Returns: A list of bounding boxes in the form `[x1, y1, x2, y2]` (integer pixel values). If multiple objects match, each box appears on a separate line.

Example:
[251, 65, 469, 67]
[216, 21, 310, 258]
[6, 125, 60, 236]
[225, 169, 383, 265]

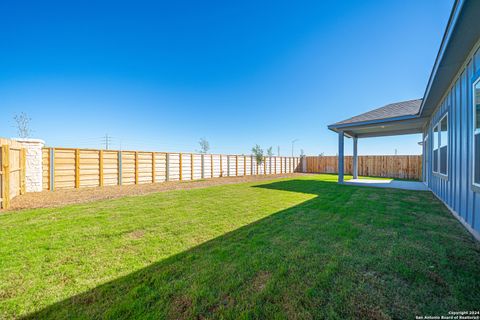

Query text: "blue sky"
[0, 0, 453, 155]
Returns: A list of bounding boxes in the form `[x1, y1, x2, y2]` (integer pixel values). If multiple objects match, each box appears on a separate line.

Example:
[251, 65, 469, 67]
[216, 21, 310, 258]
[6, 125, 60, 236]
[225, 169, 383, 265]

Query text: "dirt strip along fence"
[305, 155, 422, 180]
[0, 139, 26, 209]
[42, 147, 302, 191]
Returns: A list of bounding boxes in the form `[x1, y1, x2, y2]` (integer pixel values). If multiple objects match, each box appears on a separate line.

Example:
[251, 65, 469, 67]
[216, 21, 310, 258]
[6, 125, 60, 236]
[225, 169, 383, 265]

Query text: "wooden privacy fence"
[305, 155, 422, 180]
[42, 147, 302, 191]
[0, 139, 26, 209]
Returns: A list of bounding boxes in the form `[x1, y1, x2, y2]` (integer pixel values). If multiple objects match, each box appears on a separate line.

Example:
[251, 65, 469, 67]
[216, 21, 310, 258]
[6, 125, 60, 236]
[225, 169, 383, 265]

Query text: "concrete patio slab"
[345, 179, 428, 191]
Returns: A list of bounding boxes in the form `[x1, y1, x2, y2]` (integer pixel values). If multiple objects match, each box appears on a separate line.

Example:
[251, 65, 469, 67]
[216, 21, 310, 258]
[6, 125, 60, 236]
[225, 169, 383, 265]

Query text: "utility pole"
[291, 139, 299, 157]
[102, 134, 112, 150]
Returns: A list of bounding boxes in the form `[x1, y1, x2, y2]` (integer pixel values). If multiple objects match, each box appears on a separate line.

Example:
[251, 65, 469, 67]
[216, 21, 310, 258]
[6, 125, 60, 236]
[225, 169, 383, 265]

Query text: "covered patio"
[345, 178, 428, 191]
[328, 99, 428, 185]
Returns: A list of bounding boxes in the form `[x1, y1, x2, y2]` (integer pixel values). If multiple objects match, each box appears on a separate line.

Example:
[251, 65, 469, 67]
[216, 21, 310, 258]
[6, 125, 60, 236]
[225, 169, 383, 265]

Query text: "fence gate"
[0, 139, 26, 209]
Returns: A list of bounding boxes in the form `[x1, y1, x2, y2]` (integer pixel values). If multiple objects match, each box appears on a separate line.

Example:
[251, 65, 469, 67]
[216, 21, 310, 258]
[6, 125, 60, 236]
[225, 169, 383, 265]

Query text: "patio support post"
[338, 131, 344, 183]
[352, 136, 358, 179]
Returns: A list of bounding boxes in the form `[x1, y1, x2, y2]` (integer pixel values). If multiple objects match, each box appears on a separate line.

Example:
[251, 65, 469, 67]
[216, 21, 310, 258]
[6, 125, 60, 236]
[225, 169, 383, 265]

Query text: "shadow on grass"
[23, 180, 480, 319]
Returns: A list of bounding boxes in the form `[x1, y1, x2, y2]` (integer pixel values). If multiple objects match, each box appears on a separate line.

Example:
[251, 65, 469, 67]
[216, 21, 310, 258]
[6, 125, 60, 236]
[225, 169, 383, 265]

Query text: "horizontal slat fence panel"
[154, 153, 167, 183]
[41, 147, 301, 191]
[54, 149, 75, 190]
[305, 155, 422, 180]
[79, 149, 100, 188]
[103, 151, 119, 186]
[121, 151, 136, 185]
[193, 154, 202, 180]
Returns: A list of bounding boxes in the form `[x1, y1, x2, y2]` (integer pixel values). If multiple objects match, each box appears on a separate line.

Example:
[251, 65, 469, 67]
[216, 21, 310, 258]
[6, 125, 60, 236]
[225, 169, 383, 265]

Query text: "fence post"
[1, 145, 10, 209]
[179, 153, 183, 181]
[264, 157, 266, 175]
[220, 155, 223, 177]
[152, 152, 156, 183]
[227, 156, 230, 177]
[211, 154, 214, 178]
[75, 149, 80, 188]
[236, 155, 238, 176]
[135, 151, 139, 184]
[166, 153, 170, 181]
[191, 153, 194, 180]
[20, 148, 26, 194]
[201, 154, 205, 179]
[251, 156, 253, 175]
[118, 151, 122, 185]
[244, 156, 246, 176]
[99, 150, 104, 187]
[49, 148, 55, 191]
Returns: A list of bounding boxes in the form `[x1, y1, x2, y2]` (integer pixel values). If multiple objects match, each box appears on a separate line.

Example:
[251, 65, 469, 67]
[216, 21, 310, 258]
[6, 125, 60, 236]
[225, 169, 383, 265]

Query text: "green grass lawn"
[1, 174, 479, 319]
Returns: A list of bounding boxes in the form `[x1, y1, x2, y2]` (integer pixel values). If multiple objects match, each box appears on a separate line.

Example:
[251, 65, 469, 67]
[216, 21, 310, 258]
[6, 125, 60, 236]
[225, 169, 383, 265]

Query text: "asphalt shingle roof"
[331, 99, 422, 127]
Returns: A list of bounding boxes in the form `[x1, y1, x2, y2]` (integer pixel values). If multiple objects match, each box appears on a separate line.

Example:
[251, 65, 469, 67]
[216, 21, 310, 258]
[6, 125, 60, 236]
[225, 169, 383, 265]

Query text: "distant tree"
[300, 149, 305, 157]
[266, 146, 274, 157]
[251, 144, 264, 165]
[197, 138, 210, 154]
[13, 112, 32, 138]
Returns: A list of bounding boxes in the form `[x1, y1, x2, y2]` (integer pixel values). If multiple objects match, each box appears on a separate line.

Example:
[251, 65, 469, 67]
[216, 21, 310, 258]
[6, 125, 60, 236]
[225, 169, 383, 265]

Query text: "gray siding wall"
[424, 41, 480, 237]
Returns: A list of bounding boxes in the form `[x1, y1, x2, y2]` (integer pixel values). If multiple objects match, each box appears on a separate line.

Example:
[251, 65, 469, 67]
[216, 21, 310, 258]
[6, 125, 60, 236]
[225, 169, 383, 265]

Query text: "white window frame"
[432, 123, 439, 173]
[472, 77, 480, 187]
[433, 113, 448, 177]
[439, 113, 448, 177]
[423, 134, 429, 184]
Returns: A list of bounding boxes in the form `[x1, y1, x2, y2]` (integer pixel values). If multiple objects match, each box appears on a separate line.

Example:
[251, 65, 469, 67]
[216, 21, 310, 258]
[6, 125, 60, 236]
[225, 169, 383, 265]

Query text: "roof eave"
[328, 114, 421, 132]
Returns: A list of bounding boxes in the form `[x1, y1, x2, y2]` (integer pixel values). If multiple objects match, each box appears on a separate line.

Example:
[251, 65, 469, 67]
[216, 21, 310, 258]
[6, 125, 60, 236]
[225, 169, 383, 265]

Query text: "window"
[432, 114, 448, 176]
[439, 115, 448, 175]
[474, 78, 480, 185]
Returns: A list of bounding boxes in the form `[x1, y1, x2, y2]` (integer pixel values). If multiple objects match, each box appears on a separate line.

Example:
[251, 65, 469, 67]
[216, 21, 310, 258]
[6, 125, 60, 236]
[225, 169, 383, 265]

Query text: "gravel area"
[6, 173, 308, 211]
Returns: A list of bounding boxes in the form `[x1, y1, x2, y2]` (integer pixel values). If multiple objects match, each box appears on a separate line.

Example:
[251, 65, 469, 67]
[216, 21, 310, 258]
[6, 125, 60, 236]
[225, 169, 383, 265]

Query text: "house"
[328, 0, 480, 240]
